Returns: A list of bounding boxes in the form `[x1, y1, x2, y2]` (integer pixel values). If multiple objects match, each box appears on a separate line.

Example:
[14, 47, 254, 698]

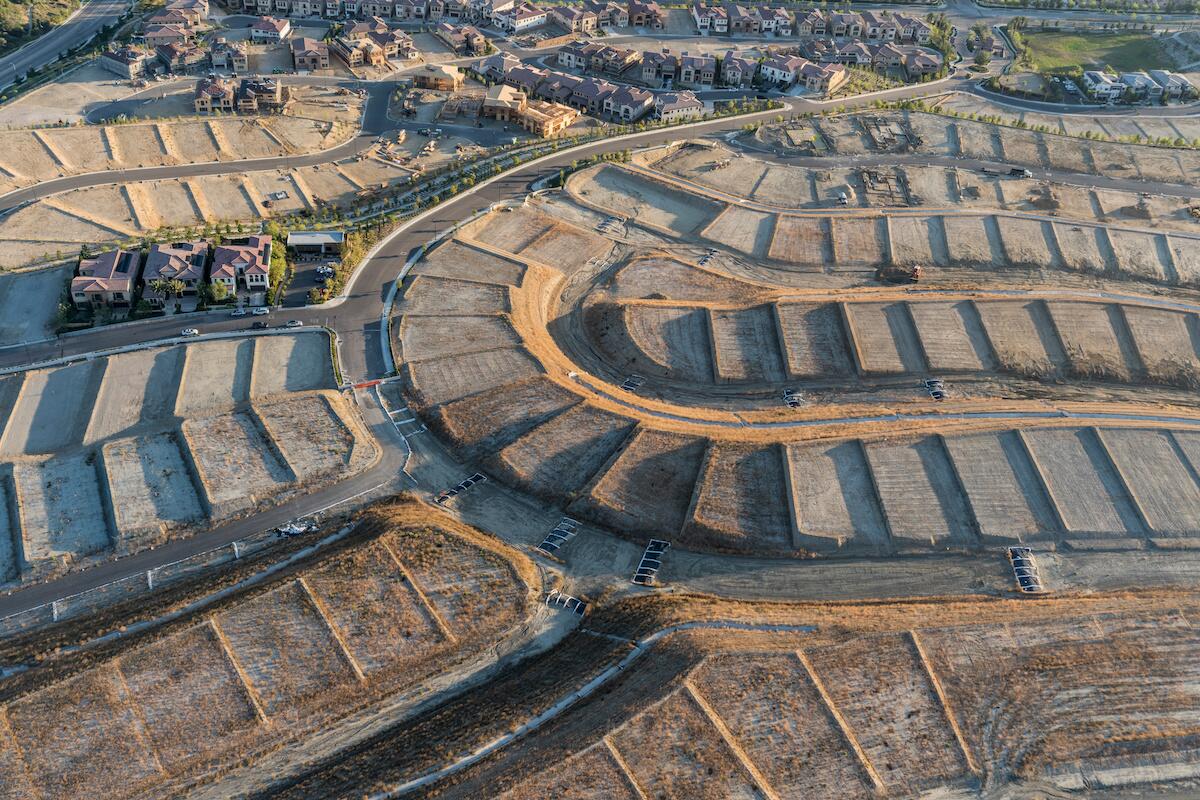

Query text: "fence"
[0, 522, 295, 639]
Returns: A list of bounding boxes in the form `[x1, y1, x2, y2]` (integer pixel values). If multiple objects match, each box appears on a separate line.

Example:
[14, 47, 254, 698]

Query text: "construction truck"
[877, 264, 923, 284]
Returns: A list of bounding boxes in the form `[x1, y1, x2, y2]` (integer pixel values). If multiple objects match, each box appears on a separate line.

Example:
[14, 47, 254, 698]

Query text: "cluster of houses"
[556, 41, 852, 93]
[793, 38, 942, 79]
[232, 0, 660, 32]
[193, 76, 292, 113]
[330, 15, 419, 66]
[70, 237, 274, 309]
[103, 10, 425, 80]
[478, 52, 668, 122]
[1081, 69, 1196, 103]
[100, 0, 213, 78]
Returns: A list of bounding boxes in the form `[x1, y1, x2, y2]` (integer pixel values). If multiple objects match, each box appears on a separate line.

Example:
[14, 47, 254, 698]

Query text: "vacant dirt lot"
[0, 499, 538, 800]
[0, 333, 375, 591]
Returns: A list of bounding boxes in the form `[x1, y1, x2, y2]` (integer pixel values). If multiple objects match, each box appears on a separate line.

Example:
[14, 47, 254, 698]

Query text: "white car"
[285, 319, 303, 328]
[181, 328, 200, 337]
[251, 307, 270, 316]
[231, 308, 247, 317]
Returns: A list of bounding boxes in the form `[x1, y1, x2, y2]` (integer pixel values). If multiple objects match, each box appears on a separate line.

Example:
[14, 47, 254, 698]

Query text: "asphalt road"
[0, 0, 129, 89]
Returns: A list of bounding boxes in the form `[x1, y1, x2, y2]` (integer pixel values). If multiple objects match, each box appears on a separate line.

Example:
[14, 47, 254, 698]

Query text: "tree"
[147, 278, 171, 298]
[974, 50, 992, 68]
[209, 281, 229, 302]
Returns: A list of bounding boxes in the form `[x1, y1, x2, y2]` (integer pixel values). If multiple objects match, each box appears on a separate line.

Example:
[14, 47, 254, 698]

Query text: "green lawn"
[1020, 30, 1174, 74]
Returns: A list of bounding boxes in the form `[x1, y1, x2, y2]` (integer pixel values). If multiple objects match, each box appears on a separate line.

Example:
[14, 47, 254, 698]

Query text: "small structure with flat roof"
[288, 230, 345, 256]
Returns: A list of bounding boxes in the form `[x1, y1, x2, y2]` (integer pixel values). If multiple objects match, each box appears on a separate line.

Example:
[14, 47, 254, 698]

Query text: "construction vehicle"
[876, 264, 923, 284]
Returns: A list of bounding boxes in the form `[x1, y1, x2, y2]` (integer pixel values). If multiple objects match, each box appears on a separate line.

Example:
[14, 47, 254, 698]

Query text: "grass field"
[1020, 30, 1174, 73]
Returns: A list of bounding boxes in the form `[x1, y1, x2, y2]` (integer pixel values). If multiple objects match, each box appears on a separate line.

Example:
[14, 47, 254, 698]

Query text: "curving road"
[0, 0, 129, 90]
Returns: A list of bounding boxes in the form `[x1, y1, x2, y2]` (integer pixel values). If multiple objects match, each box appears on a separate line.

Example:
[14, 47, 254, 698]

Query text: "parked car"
[231, 308, 247, 317]
[181, 328, 200, 337]
[251, 321, 269, 329]
[252, 307, 270, 316]
[285, 319, 303, 328]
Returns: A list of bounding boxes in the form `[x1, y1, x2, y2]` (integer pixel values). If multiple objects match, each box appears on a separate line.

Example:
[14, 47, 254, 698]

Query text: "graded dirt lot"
[391, 162, 1200, 562]
[0, 99, 359, 196]
[0, 154, 402, 268]
[0, 500, 539, 800]
[0, 332, 375, 589]
[269, 593, 1200, 800]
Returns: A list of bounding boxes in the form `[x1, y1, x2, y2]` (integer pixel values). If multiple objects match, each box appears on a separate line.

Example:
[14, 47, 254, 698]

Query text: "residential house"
[237, 77, 291, 112]
[603, 83, 652, 120]
[801, 61, 847, 94]
[164, 0, 208, 24]
[71, 249, 141, 308]
[1083, 70, 1124, 102]
[556, 40, 598, 70]
[250, 16, 291, 41]
[482, 83, 527, 121]
[726, 4, 753, 33]
[760, 53, 808, 86]
[836, 41, 871, 64]
[1149, 69, 1194, 98]
[505, 64, 548, 93]
[655, 90, 703, 122]
[475, 51, 521, 82]
[596, 45, 639, 73]
[535, 71, 582, 104]
[392, 0, 426, 17]
[692, 3, 727, 34]
[902, 48, 941, 79]
[720, 49, 756, 87]
[194, 75, 236, 112]
[796, 9, 824, 35]
[518, 99, 579, 136]
[829, 11, 861, 37]
[1120, 70, 1163, 100]
[157, 42, 207, 71]
[143, 23, 193, 48]
[572, 76, 617, 113]
[100, 46, 151, 79]
[627, 0, 665, 29]
[211, 236, 272, 297]
[292, 37, 330, 69]
[148, 9, 193, 27]
[894, 13, 931, 43]
[434, 22, 488, 54]
[583, 0, 627, 26]
[211, 37, 249, 71]
[494, 1, 547, 32]
[861, 10, 896, 40]
[142, 240, 208, 306]
[641, 48, 677, 84]
[414, 63, 464, 90]
[677, 52, 716, 86]
[334, 17, 416, 65]
[551, 5, 597, 31]
[799, 38, 836, 63]
[870, 42, 905, 69]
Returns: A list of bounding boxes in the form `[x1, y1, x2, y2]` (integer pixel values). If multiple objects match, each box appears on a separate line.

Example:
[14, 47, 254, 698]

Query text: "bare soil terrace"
[0, 498, 539, 800]
[392, 164, 1200, 559]
[0, 333, 376, 590]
